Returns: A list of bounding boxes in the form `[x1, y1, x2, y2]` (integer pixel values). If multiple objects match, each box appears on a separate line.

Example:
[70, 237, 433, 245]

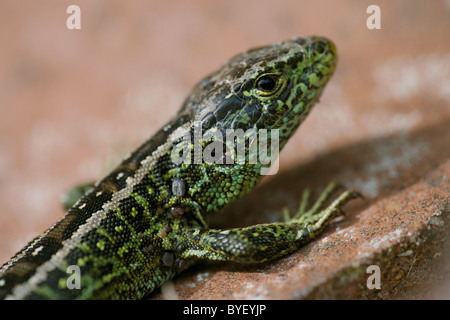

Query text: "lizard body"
[0, 36, 357, 299]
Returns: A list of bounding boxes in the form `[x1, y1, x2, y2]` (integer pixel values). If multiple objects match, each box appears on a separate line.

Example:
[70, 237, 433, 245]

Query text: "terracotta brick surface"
[0, 0, 449, 299]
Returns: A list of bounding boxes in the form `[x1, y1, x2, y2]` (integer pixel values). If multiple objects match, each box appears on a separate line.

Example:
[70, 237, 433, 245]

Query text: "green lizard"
[0, 36, 358, 299]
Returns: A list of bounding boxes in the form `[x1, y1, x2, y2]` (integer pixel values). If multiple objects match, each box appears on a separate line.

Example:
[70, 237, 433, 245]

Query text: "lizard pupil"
[256, 76, 277, 91]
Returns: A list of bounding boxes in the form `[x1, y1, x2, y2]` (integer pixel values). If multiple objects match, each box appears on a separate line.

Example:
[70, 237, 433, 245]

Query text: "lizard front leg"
[181, 184, 360, 264]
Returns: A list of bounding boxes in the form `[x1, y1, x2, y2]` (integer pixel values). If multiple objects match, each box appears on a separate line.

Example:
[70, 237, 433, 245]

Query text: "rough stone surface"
[0, 0, 449, 299]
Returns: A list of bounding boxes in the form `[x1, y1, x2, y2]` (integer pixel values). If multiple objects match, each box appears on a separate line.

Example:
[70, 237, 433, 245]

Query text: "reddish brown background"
[0, 0, 449, 299]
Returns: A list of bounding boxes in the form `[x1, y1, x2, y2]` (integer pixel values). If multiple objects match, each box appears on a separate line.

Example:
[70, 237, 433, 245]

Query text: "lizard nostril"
[316, 43, 325, 54]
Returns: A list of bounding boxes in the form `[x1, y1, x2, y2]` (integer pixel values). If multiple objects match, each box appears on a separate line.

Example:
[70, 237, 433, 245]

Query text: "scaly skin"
[0, 36, 358, 299]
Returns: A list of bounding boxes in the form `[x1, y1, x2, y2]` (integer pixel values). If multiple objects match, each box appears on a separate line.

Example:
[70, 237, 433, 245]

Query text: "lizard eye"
[254, 74, 284, 97]
[256, 75, 278, 92]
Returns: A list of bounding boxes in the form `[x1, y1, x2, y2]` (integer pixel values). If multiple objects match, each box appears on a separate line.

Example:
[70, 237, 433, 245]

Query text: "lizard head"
[172, 36, 337, 212]
[179, 36, 337, 165]
[183, 36, 337, 142]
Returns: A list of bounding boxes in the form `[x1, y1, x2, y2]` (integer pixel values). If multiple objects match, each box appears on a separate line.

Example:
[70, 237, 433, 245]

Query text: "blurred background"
[0, 0, 449, 299]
